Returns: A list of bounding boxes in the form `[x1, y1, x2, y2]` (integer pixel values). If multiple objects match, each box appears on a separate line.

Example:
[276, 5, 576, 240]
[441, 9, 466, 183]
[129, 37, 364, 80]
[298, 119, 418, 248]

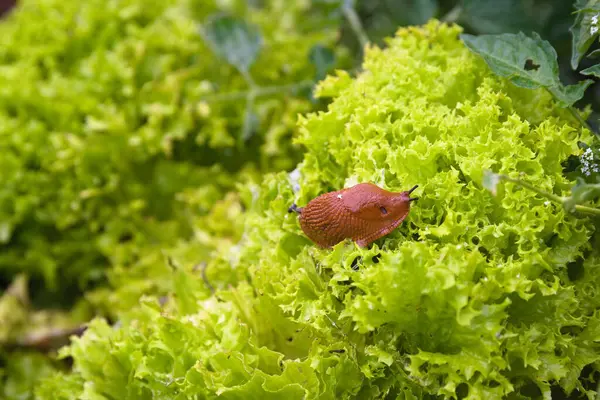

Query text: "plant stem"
[498, 174, 563, 203]
[498, 174, 600, 217]
[341, 0, 369, 50]
[576, 203, 600, 216]
[568, 105, 593, 132]
[239, 68, 256, 88]
[241, 91, 256, 142]
[543, 88, 593, 132]
[441, 4, 462, 23]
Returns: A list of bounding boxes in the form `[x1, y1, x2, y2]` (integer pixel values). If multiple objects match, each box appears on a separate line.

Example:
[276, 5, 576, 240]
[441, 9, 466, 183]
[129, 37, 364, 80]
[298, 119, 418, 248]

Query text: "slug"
[288, 183, 419, 248]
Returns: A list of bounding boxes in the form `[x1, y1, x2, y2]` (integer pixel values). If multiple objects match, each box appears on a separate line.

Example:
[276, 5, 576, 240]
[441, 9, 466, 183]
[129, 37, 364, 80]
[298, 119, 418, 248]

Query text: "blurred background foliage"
[0, 0, 599, 399]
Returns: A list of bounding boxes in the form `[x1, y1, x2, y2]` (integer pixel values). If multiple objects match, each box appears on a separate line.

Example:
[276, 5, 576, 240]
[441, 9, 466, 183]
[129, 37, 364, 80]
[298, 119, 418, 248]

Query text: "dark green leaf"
[547, 79, 594, 107]
[570, 0, 600, 69]
[461, 32, 556, 87]
[201, 14, 263, 75]
[460, 0, 536, 35]
[309, 45, 336, 81]
[581, 63, 600, 77]
[461, 32, 594, 107]
[564, 177, 600, 211]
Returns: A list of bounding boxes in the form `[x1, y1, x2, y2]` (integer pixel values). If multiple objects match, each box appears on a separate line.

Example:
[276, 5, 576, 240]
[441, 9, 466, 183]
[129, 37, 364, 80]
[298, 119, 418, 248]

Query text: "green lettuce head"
[38, 20, 600, 399]
[0, 0, 343, 297]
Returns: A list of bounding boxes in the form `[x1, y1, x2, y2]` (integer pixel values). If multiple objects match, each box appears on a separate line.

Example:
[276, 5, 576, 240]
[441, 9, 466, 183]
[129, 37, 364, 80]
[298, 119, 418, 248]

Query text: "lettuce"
[35, 20, 600, 399]
[0, 0, 342, 297]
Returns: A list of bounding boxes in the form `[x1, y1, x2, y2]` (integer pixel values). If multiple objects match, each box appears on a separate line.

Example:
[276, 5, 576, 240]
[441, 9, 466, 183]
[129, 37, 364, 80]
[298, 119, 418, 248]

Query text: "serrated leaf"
[581, 63, 600, 77]
[482, 170, 500, 196]
[547, 79, 594, 107]
[309, 45, 336, 81]
[460, 0, 535, 34]
[201, 14, 263, 75]
[587, 48, 600, 58]
[570, 0, 600, 69]
[461, 32, 594, 107]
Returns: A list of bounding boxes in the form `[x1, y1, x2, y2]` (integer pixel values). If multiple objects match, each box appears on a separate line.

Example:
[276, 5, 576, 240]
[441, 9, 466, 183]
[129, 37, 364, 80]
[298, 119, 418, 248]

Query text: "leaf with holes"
[570, 0, 600, 69]
[461, 32, 593, 107]
[201, 14, 263, 76]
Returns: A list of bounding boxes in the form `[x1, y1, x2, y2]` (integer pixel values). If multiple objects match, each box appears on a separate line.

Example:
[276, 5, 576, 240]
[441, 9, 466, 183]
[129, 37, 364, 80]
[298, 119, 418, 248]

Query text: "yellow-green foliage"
[0, 0, 342, 296]
[32, 21, 600, 399]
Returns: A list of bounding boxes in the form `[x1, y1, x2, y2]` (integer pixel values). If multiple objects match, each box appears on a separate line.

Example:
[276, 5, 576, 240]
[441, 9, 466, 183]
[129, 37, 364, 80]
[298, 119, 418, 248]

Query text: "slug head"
[342, 183, 418, 223]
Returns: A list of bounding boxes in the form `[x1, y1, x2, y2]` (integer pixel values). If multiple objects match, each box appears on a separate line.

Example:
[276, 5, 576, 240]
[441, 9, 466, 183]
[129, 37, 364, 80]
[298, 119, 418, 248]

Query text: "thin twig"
[341, 0, 369, 50]
[498, 174, 563, 203]
[543, 88, 594, 132]
[441, 4, 462, 23]
[195, 262, 215, 294]
[568, 105, 594, 132]
[241, 91, 256, 142]
[497, 174, 600, 216]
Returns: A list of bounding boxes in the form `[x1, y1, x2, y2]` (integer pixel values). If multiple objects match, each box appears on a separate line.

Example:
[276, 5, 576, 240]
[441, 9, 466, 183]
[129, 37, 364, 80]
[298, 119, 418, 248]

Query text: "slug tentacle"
[292, 182, 418, 248]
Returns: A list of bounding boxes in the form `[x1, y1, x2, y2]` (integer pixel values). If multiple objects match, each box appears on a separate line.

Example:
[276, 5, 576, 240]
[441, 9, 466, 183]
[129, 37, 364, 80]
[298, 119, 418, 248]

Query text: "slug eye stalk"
[407, 184, 419, 202]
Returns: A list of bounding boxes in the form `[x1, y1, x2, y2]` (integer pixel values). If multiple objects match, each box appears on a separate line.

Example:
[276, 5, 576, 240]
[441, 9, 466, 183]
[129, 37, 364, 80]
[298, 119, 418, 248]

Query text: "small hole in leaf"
[351, 256, 362, 271]
[456, 383, 469, 399]
[555, 348, 563, 357]
[518, 379, 542, 398]
[560, 325, 583, 336]
[372, 253, 381, 264]
[380, 206, 388, 215]
[567, 257, 585, 282]
[524, 59, 540, 71]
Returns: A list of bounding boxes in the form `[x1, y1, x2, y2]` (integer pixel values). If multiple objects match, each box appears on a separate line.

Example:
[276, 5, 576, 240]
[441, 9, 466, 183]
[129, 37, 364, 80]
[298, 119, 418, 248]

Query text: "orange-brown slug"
[288, 183, 419, 248]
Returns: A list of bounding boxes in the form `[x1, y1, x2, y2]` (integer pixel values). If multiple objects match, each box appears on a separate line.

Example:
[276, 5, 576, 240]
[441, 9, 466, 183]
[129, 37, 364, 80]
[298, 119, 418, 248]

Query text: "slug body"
[290, 183, 418, 248]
